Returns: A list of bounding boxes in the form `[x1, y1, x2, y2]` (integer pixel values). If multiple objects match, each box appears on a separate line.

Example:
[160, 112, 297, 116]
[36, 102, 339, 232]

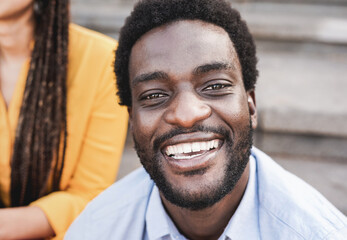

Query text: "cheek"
[131, 109, 163, 141]
[214, 96, 250, 125]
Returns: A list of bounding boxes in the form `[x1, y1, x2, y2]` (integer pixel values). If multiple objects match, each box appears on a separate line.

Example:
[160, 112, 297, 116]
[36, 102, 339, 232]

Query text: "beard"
[133, 119, 253, 211]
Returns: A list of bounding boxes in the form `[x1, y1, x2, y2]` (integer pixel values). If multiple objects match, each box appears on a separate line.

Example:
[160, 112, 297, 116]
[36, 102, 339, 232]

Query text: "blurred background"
[70, 0, 347, 214]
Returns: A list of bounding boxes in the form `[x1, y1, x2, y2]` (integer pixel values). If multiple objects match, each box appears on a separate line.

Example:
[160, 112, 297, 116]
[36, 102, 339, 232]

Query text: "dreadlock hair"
[115, 0, 258, 107]
[10, 0, 69, 207]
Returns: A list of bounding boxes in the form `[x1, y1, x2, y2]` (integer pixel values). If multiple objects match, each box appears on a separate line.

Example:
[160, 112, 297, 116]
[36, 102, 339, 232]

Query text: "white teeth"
[183, 144, 191, 153]
[167, 146, 173, 155]
[207, 141, 211, 150]
[165, 139, 220, 156]
[173, 145, 178, 154]
[177, 144, 183, 154]
[192, 142, 200, 152]
[171, 153, 202, 160]
[213, 140, 218, 148]
[201, 142, 207, 150]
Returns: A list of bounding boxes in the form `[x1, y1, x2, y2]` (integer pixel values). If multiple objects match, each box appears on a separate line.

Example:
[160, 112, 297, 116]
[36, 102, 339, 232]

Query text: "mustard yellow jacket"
[0, 24, 128, 239]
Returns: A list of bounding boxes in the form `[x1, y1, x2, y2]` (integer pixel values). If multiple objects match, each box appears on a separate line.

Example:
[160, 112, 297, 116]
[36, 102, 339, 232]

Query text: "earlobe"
[247, 90, 257, 129]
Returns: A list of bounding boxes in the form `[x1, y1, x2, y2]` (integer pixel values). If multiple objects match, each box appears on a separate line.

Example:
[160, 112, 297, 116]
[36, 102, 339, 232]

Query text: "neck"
[0, 5, 34, 62]
[161, 162, 250, 240]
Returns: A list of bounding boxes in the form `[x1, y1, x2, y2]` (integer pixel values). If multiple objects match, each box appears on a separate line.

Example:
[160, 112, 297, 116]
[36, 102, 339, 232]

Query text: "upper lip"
[159, 132, 224, 152]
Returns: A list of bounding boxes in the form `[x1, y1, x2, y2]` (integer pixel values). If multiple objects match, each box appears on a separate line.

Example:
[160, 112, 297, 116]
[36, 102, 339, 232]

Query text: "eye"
[142, 92, 166, 100]
[201, 81, 233, 97]
[138, 90, 169, 108]
[204, 83, 228, 90]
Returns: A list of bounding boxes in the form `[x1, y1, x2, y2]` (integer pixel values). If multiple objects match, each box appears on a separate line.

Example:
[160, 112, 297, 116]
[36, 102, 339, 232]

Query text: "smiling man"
[65, 0, 347, 239]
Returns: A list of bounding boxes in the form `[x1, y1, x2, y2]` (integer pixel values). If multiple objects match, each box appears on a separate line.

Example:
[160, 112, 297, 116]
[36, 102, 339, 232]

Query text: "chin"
[134, 120, 253, 210]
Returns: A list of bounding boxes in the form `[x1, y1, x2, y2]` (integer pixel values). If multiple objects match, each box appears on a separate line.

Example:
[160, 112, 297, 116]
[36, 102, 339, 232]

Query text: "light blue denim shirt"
[65, 148, 347, 240]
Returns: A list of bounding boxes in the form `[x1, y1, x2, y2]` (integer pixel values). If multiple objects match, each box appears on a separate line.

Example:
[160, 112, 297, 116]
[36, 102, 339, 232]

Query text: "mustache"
[153, 125, 232, 152]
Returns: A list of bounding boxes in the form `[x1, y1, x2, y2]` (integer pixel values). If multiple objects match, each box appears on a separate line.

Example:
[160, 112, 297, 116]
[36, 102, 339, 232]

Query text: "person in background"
[0, 0, 128, 239]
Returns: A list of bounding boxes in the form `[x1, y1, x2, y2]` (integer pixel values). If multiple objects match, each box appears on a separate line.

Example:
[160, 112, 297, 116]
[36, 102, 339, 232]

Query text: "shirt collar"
[146, 185, 171, 240]
[222, 155, 260, 240]
[145, 156, 259, 240]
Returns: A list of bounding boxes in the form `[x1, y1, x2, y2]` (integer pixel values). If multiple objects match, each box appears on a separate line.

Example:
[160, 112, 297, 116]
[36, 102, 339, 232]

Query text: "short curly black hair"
[115, 0, 258, 107]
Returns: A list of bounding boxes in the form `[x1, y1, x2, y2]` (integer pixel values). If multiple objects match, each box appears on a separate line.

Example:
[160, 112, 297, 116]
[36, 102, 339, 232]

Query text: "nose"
[164, 91, 211, 128]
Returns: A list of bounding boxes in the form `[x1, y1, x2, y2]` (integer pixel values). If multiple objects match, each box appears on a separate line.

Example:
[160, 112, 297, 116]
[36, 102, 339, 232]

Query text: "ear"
[246, 90, 257, 129]
[127, 107, 133, 131]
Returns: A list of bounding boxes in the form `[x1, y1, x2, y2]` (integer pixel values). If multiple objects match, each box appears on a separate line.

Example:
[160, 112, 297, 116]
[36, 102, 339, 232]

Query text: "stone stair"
[235, 2, 347, 161]
[70, 0, 347, 214]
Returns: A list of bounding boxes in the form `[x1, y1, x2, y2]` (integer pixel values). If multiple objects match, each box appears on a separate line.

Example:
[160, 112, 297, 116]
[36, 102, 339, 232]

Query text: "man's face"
[128, 20, 257, 210]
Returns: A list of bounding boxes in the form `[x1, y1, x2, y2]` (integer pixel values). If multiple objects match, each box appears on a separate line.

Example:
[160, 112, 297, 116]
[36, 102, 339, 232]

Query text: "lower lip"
[164, 147, 220, 173]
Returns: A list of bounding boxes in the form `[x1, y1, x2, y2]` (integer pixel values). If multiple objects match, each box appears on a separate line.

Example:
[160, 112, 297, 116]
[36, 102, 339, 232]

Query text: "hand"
[0, 206, 54, 239]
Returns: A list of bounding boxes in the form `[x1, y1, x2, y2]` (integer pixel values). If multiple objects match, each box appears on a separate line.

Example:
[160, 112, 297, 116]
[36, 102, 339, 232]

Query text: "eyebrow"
[193, 61, 234, 75]
[131, 61, 234, 86]
[132, 71, 169, 86]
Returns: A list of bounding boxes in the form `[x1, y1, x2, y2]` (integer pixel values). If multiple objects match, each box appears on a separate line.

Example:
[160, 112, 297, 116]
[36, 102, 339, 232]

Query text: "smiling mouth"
[164, 139, 221, 160]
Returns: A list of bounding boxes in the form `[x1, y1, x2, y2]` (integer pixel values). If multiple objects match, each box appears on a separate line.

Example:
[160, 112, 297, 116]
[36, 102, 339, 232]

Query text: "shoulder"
[65, 168, 154, 239]
[77, 167, 153, 217]
[252, 148, 347, 240]
[69, 23, 117, 52]
[66, 24, 118, 96]
[67, 23, 117, 72]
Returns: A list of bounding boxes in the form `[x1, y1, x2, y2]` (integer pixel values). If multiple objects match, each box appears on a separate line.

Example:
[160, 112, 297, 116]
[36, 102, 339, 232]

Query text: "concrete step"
[71, 1, 347, 45]
[71, 0, 347, 6]
[254, 40, 347, 160]
[70, 2, 131, 39]
[255, 40, 347, 137]
[235, 2, 347, 45]
[232, 0, 347, 5]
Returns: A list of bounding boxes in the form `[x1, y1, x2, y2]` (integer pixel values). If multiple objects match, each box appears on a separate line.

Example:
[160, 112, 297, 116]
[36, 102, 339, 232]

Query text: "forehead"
[129, 20, 240, 81]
